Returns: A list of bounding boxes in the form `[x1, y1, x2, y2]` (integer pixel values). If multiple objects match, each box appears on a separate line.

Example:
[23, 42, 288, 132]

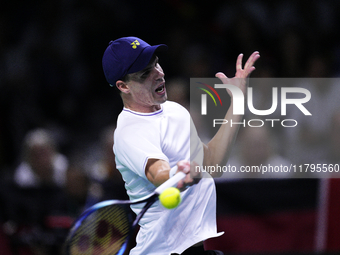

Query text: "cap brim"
[128, 44, 168, 74]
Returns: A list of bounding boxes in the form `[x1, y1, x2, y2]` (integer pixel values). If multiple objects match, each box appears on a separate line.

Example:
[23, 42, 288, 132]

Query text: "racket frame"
[64, 171, 186, 255]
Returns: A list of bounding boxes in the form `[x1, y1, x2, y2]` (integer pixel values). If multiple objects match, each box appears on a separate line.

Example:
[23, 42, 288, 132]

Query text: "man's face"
[125, 55, 167, 111]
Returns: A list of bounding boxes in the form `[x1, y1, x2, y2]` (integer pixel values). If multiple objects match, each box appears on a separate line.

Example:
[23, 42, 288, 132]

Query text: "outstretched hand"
[215, 51, 260, 95]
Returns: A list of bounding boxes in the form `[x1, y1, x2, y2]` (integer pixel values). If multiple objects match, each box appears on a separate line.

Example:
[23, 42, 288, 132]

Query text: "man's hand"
[145, 159, 201, 189]
[176, 160, 201, 190]
[215, 51, 260, 95]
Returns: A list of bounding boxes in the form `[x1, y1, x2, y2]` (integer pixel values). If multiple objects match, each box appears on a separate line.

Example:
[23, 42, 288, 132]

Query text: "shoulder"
[163, 100, 186, 110]
[114, 109, 162, 145]
[116, 108, 159, 130]
[163, 101, 190, 116]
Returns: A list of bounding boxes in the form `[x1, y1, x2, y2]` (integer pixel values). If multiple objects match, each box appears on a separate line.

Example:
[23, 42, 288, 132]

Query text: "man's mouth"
[155, 83, 166, 94]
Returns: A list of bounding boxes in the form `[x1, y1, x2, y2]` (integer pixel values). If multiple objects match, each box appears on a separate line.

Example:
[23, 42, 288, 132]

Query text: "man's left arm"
[203, 51, 260, 177]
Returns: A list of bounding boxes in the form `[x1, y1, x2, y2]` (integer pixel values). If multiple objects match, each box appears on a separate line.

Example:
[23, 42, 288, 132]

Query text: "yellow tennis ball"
[159, 187, 181, 209]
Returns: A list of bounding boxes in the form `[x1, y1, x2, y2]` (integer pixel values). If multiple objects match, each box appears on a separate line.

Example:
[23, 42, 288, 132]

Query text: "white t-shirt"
[114, 101, 222, 255]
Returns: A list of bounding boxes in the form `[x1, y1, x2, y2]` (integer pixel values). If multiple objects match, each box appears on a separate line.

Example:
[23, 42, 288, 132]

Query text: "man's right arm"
[145, 159, 195, 189]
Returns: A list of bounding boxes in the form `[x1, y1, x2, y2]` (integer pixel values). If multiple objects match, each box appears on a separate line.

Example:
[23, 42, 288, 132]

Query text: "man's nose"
[155, 65, 164, 80]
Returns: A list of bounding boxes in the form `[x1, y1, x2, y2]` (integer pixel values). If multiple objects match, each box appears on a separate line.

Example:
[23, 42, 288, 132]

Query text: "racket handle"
[155, 171, 186, 194]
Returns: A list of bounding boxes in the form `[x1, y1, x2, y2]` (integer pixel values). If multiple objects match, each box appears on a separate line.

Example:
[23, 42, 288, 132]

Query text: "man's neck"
[123, 102, 161, 113]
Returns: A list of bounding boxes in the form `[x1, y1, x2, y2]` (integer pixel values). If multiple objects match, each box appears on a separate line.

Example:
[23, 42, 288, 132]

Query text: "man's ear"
[116, 80, 130, 94]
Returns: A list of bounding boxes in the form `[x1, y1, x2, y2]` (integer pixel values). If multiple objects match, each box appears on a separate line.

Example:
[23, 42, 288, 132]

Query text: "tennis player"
[102, 37, 259, 255]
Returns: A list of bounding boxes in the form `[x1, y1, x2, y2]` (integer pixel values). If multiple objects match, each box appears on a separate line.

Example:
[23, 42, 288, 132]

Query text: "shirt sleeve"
[114, 120, 169, 179]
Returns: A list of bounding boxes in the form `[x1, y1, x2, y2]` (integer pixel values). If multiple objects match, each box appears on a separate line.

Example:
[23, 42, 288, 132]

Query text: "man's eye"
[141, 70, 151, 78]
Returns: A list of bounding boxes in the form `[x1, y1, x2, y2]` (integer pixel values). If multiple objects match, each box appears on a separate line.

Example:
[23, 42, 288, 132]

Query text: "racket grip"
[155, 171, 186, 194]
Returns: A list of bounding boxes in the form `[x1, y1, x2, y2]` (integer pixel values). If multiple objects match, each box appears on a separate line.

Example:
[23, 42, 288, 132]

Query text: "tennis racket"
[63, 171, 186, 255]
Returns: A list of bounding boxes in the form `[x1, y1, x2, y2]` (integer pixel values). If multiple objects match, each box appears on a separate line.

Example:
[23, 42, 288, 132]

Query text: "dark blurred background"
[0, 0, 340, 254]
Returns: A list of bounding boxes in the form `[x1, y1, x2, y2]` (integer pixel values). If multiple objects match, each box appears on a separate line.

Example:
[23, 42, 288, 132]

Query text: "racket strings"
[68, 205, 131, 255]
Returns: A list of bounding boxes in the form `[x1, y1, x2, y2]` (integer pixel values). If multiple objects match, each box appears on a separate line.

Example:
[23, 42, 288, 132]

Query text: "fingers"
[176, 160, 201, 190]
[176, 160, 191, 190]
[245, 51, 260, 67]
[215, 72, 230, 84]
[235, 51, 260, 78]
[177, 160, 190, 174]
[244, 51, 260, 73]
[217, 51, 260, 79]
[190, 161, 201, 184]
[215, 72, 227, 79]
[236, 53, 244, 72]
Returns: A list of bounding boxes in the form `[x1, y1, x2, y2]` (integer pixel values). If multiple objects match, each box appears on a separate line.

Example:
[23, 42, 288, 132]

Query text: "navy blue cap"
[102, 36, 168, 86]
